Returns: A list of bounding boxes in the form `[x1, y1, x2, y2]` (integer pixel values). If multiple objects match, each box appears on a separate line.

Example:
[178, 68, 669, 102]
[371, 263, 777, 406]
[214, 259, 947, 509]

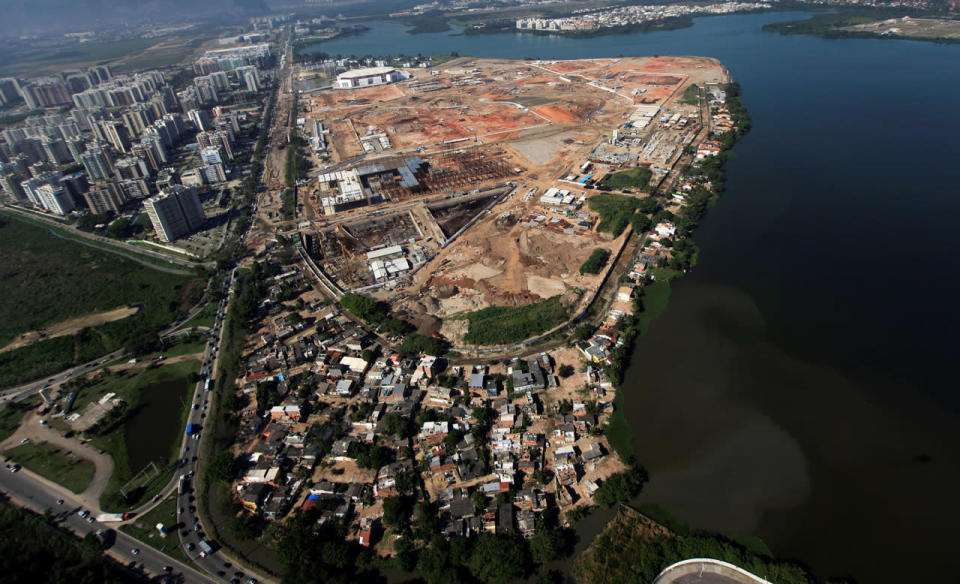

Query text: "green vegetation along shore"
[84, 360, 199, 511]
[574, 507, 814, 584]
[764, 10, 960, 44]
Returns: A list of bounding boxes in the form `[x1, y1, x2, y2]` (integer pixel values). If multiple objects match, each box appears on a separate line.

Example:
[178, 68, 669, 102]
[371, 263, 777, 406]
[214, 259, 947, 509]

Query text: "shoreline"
[600, 80, 751, 463]
[763, 9, 960, 45]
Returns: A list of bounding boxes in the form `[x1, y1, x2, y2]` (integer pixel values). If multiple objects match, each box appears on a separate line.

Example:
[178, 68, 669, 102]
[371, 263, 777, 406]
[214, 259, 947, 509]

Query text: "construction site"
[255, 56, 726, 345]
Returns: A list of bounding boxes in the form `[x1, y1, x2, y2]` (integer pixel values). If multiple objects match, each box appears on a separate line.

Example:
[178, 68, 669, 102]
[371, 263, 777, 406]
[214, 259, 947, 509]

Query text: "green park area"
[0, 28, 218, 76]
[0, 213, 204, 388]
[580, 248, 610, 275]
[463, 296, 569, 346]
[4, 441, 95, 493]
[160, 334, 208, 359]
[94, 360, 198, 511]
[601, 166, 653, 191]
[681, 83, 701, 105]
[48, 359, 199, 511]
[120, 493, 194, 566]
[0, 398, 38, 442]
[177, 302, 219, 331]
[587, 193, 660, 237]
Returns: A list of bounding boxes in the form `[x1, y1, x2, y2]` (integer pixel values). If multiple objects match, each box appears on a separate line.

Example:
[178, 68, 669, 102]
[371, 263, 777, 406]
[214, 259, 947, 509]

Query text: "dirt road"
[0, 410, 114, 513]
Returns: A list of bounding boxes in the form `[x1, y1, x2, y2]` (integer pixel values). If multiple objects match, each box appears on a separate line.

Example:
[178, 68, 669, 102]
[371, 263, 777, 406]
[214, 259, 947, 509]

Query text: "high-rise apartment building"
[84, 181, 126, 215]
[36, 183, 75, 215]
[0, 173, 27, 203]
[20, 171, 63, 207]
[198, 163, 226, 184]
[21, 78, 72, 109]
[0, 78, 21, 105]
[100, 120, 131, 153]
[80, 144, 113, 180]
[144, 185, 206, 242]
[188, 109, 211, 132]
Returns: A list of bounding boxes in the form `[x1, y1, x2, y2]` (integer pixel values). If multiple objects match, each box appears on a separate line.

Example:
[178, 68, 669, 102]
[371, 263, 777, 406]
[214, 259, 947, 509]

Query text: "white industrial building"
[318, 169, 366, 214]
[370, 257, 411, 281]
[336, 67, 403, 89]
[540, 187, 577, 206]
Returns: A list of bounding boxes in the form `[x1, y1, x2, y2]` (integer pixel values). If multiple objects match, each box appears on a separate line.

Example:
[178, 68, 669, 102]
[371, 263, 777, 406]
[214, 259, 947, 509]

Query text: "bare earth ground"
[0, 305, 140, 354]
[259, 57, 724, 346]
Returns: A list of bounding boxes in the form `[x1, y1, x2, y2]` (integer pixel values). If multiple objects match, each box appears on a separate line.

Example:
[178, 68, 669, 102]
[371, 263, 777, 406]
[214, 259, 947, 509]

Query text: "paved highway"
[0, 204, 212, 271]
[0, 463, 213, 583]
[0, 30, 286, 582]
[0, 349, 126, 407]
[0, 272, 264, 584]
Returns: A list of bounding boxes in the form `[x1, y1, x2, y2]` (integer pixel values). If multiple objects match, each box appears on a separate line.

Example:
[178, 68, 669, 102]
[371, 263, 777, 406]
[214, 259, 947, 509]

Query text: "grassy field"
[84, 360, 199, 511]
[162, 338, 207, 358]
[4, 441, 96, 493]
[120, 492, 194, 566]
[0, 38, 159, 76]
[0, 397, 39, 442]
[601, 167, 653, 191]
[681, 83, 700, 105]
[0, 213, 204, 388]
[580, 248, 610, 275]
[463, 296, 569, 346]
[587, 193, 656, 237]
[178, 302, 218, 331]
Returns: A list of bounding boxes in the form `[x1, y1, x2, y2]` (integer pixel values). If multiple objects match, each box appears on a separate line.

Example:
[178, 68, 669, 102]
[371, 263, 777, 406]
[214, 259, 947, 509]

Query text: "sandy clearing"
[456, 262, 502, 281]
[1, 305, 141, 354]
[527, 275, 567, 298]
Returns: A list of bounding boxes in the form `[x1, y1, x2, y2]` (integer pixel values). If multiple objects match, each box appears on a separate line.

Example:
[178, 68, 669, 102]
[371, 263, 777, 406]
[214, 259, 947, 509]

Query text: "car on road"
[77, 509, 89, 518]
[85, 516, 94, 523]
[9, 464, 20, 473]
[186, 543, 195, 551]
[131, 548, 140, 556]
[57, 499, 64, 505]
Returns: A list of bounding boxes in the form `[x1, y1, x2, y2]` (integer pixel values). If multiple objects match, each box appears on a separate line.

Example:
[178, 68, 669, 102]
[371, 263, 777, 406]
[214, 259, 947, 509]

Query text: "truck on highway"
[186, 423, 196, 436]
[198, 540, 215, 557]
[96, 513, 132, 522]
[204, 378, 210, 392]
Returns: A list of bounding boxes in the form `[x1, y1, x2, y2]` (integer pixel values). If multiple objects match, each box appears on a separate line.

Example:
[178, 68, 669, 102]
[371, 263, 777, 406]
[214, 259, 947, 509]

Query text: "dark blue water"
[311, 14, 960, 583]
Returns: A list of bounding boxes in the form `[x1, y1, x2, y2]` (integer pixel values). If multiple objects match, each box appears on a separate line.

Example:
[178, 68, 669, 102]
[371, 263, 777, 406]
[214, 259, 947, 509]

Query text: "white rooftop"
[338, 67, 396, 79]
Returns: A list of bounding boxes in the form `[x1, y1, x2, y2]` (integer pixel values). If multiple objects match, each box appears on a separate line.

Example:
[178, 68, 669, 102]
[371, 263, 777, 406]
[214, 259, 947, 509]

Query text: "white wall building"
[336, 67, 403, 89]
